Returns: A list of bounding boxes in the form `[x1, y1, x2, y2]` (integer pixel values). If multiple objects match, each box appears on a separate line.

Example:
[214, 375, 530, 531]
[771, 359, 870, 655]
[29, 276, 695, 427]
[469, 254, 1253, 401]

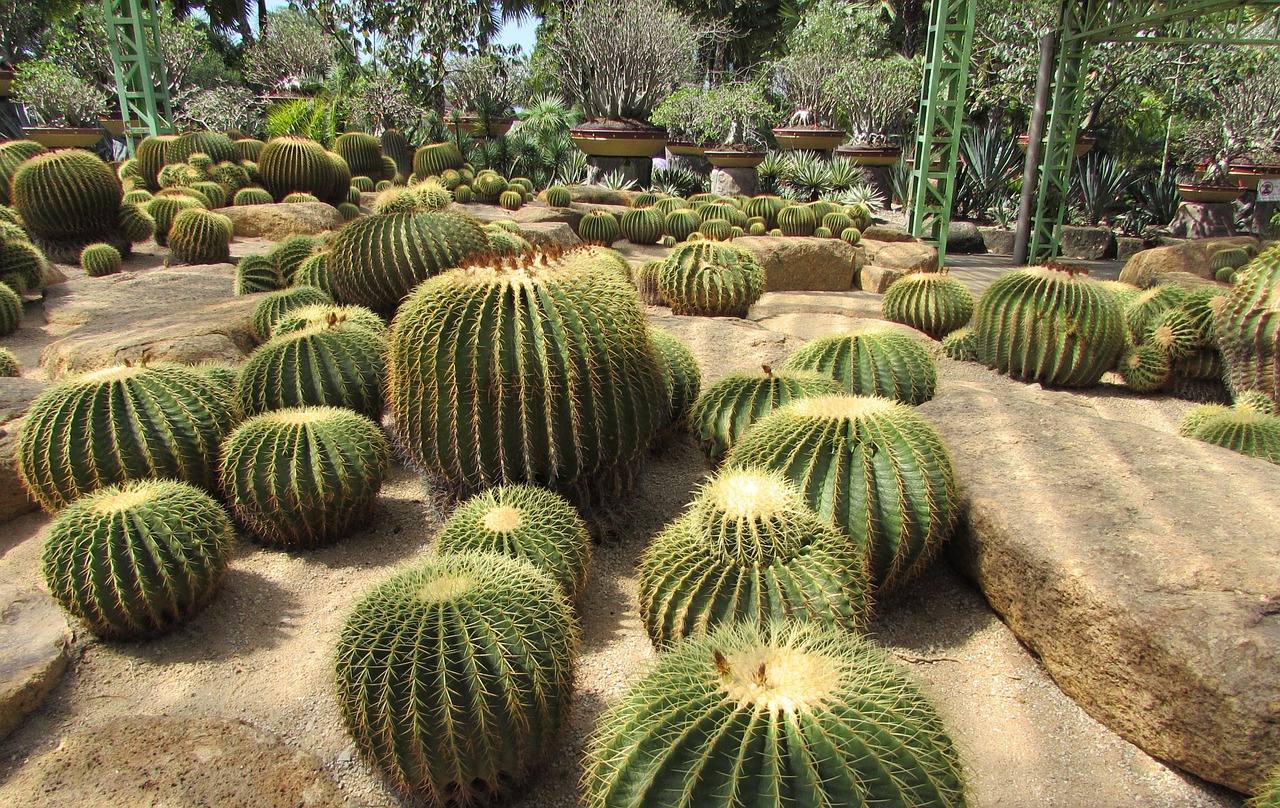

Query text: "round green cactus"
[1117, 344, 1171, 393]
[0, 282, 22, 336]
[1210, 247, 1250, 272]
[166, 131, 236, 166]
[80, 243, 122, 277]
[777, 204, 817, 236]
[649, 326, 702, 428]
[235, 254, 284, 295]
[653, 196, 686, 215]
[237, 318, 386, 419]
[497, 188, 523, 210]
[743, 194, 784, 229]
[453, 183, 473, 203]
[1176, 286, 1223, 348]
[813, 225, 833, 238]
[639, 469, 869, 646]
[698, 218, 734, 241]
[620, 207, 664, 245]
[822, 211, 854, 234]
[351, 175, 374, 193]
[282, 191, 320, 204]
[579, 211, 620, 246]
[0, 237, 48, 298]
[167, 207, 233, 264]
[220, 406, 390, 548]
[292, 250, 334, 294]
[1144, 307, 1199, 358]
[689, 367, 845, 463]
[700, 202, 747, 228]
[11, 149, 127, 261]
[387, 246, 666, 499]
[412, 142, 465, 178]
[436, 484, 591, 598]
[414, 179, 453, 211]
[370, 187, 419, 215]
[1188, 408, 1280, 464]
[116, 202, 155, 244]
[663, 208, 702, 241]
[41, 479, 233, 640]
[658, 240, 765, 318]
[940, 328, 975, 363]
[233, 187, 273, 205]
[1179, 404, 1230, 437]
[135, 134, 175, 191]
[0, 139, 46, 205]
[122, 189, 153, 206]
[1215, 245, 1280, 405]
[333, 132, 384, 179]
[191, 180, 227, 208]
[0, 347, 20, 376]
[335, 551, 577, 803]
[783, 323, 938, 405]
[1215, 267, 1238, 284]
[337, 201, 360, 221]
[881, 273, 975, 339]
[258, 135, 342, 203]
[18, 363, 236, 511]
[635, 259, 665, 306]
[1125, 285, 1187, 342]
[273, 303, 386, 339]
[472, 171, 509, 204]
[545, 185, 571, 207]
[1235, 390, 1278, 415]
[267, 234, 324, 284]
[972, 265, 1125, 388]
[192, 361, 240, 399]
[727, 394, 959, 592]
[582, 620, 966, 808]
[251, 285, 334, 342]
[146, 194, 203, 247]
[327, 210, 489, 314]
[1172, 348, 1223, 381]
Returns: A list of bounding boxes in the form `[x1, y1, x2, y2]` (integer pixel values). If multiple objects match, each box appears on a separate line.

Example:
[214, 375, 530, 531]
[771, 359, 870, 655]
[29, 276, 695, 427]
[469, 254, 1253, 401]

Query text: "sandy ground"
[0, 245, 1247, 807]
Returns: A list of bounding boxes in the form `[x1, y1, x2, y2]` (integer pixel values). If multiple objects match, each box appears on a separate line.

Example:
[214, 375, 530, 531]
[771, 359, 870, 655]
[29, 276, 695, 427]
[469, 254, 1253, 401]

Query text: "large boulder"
[947, 221, 986, 254]
[456, 202, 582, 230]
[556, 185, 636, 206]
[919, 377, 1280, 794]
[39, 265, 257, 378]
[0, 379, 44, 523]
[1119, 236, 1259, 286]
[979, 226, 1016, 255]
[1059, 225, 1117, 259]
[220, 202, 343, 240]
[863, 240, 939, 274]
[516, 221, 582, 251]
[858, 263, 904, 294]
[734, 236, 862, 292]
[862, 224, 917, 243]
[0, 582, 70, 741]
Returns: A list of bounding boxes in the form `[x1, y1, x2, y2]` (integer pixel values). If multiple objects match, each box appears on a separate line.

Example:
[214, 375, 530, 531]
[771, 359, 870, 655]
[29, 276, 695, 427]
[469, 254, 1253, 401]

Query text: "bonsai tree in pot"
[1178, 73, 1280, 203]
[827, 56, 921, 164]
[772, 55, 844, 150]
[652, 80, 775, 164]
[12, 61, 108, 148]
[444, 53, 527, 138]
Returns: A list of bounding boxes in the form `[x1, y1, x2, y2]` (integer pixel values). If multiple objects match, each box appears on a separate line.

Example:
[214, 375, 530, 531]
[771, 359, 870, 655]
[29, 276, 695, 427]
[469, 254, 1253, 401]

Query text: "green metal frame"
[103, 0, 174, 155]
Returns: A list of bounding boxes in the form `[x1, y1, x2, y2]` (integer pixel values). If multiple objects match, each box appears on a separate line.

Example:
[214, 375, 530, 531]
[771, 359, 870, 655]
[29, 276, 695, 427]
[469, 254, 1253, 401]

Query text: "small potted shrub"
[828, 57, 920, 165]
[444, 53, 525, 139]
[771, 55, 845, 151]
[653, 81, 776, 166]
[1177, 73, 1280, 203]
[13, 61, 108, 148]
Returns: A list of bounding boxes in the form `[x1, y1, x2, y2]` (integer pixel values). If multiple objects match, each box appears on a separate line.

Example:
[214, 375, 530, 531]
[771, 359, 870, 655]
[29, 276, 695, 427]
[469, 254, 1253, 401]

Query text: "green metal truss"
[103, 0, 174, 154]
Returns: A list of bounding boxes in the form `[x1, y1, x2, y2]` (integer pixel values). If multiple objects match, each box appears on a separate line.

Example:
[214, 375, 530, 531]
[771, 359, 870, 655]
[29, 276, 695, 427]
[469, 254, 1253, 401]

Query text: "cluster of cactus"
[1211, 246, 1251, 283]
[250, 285, 334, 341]
[80, 243, 123, 277]
[18, 363, 236, 511]
[220, 406, 390, 548]
[386, 246, 666, 500]
[335, 552, 576, 803]
[41, 480, 233, 639]
[146, 193, 203, 247]
[783, 323, 938, 405]
[0, 209, 52, 298]
[1216, 245, 1280, 407]
[472, 170, 510, 204]
[881, 272, 975, 339]
[582, 621, 966, 808]
[658, 240, 765, 317]
[0, 346, 20, 376]
[1112, 282, 1227, 396]
[689, 366, 844, 462]
[168, 208, 234, 264]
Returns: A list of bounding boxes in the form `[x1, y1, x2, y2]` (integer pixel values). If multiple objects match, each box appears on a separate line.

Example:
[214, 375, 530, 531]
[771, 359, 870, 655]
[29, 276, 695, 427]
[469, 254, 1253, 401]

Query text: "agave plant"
[1127, 171, 1181, 231]
[955, 124, 1022, 223]
[1071, 152, 1134, 227]
[650, 167, 709, 197]
[756, 151, 790, 196]
[594, 169, 638, 191]
[838, 184, 886, 210]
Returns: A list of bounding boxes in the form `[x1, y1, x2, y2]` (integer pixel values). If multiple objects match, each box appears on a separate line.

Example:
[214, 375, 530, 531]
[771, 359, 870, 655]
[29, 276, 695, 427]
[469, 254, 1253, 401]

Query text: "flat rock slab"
[735, 236, 861, 292]
[40, 265, 258, 379]
[0, 585, 69, 741]
[747, 290, 920, 343]
[0, 379, 45, 524]
[0, 715, 348, 807]
[918, 378, 1280, 793]
[864, 239, 940, 273]
[455, 202, 580, 229]
[647, 310, 798, 385]
[516, 221, 582, 250]
[221, 202, 343, 240]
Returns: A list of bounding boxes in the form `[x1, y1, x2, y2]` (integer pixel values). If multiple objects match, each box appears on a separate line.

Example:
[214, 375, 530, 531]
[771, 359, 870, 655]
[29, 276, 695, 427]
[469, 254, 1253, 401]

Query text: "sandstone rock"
[868, 241, 939, 274]
[1059, 225, 1117, 259]
[516, 221, 582, 250]
[220, 202, 343, 240]
[1116, 236, 1146, 262]
[861, 225, 917, 243]
[734, 236, 860, 292]
[40, 265, 258, 379]
[947, 221, 986, 254]
[557, 185, 635, 206]
[0, 584, 70, 741]
[0, 715, 348, 807]
[571, 202, 631, 223]
[646, 309, 798, 385]
[979, 227, 1016, 255]
[456, 202, 581, 229]
[859, 264, 904, 294]
[1119, 236, 1259, 286]
[0, 379, 45, 523]
[749, 291, 925, 343]
[613, 242, 670, 271]
[919, 378, 1280, 794]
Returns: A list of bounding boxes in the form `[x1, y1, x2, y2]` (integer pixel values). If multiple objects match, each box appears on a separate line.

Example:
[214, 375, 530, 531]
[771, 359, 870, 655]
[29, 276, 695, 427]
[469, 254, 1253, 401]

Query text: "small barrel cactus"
[134, 135, 175, 191]
[972, 265, 1125, 388]
[1125, 285, 1187, 342]
[453, 183, 473, 203]
[664, 208, 702, 241]
[545, 185, 571, 207]
[337, 201, 360, 221]
[814, 225, 833, 238]
[266, 234, 323, 283]
[1187, 408, 1280, 464]
[292, 250, 334, 294]
[639, 468, 869, 645]
[220, 406, 390, 548]
[0, 281, 23, 336]
[1179, 404, 1230, 437]
[1210, 247, 1250, 272]
[166, 131, 236, 165]
[116, 203, 155, 244]
[235, 254, 284, 295]
[653, 196, 686, 215]
[743, 194, 784, 229]
[658, 240, 765, 318]
[648, 326, 702, 428]
[0, 139, 46, 205]
[282, 191, 320, 204]
[1215, 245, 1280, 405]
[783, 323, 938, 405]
[234, 137, 265, 162]
[238, 317, 386, 419]
[251, 285, 334, 342]
[941, 326, 977, 362]
[635, 260, 665, 306]
[273, 303, 386, 339]
[777, 204, 817, 236]
[80, 243, 123, 277]
[1117, 344, 1171, 393]
[436, 484, 591, 598]
[727, 394, 959, 593]
[689, 367, 845, 463]
[167, 207, 234, 264]
[0, 347, 20, 376]
[472, 171, 509, 204]
[620, 207, 664, 245]
[498, 188, 524, 210]
[335, 552, 577, 804]
[1236, 390, 1278, 415]
[146, 194, 202, 247]
[1144, 308, 1199, 359]
[582, 620, 966, 808]
[698, 218, 734, 241]
[18, 363, 236, 511]
[881, 272, 975, 339]
[822, 211, 854, 234]
[42, 479, 233, 640]
[579, 211, 620, 246]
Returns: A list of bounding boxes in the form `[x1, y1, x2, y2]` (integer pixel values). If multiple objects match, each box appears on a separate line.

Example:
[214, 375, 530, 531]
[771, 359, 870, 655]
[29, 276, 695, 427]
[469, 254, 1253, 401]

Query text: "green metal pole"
[103, 0, 175, 155]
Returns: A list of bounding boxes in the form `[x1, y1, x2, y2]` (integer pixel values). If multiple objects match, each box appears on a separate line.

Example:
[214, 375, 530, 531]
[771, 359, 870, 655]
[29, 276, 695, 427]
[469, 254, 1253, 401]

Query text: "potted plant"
[243, 8, 334, 100]
[825, 57, 920, 164]
[1017, 133, 1096, 158]
[444, 53, 525, 138]
[771, 55, 845, 151]
[12, 61, 108, 148]
[1178, 73, 1280, 202]
[651, 85, 713, 155]
[653, 81, 775, 166]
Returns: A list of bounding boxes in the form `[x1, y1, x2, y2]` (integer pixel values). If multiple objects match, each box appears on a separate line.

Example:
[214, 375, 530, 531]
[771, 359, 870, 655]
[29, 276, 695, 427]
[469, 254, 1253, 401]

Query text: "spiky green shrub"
[167, 131, 236, 165]
[327, 210, 488, 314]
[0, 282, 22, 336]
[18, 364, 236, 511]
[658, 240, 765, 318]
[436, 484, 591, 598]
[582, 620, 966, 808]
[777, 204, 817, 236]
[579, 211, 620, 246]
[621, 207, 664, 245]
[0, 347, 20, 376]
[663, 208, 701, 241]
[1187, 408, 1280, 464]
[1117, 344, 1171, 393]
[881, 273, 975, 339]
[545, 185, 571, 207]
[0, 140, 46, 205]
[639, 469, 869, 645]
[292, 250, 334, 294]
[783, 324, 938, 405]
[1215, 246, 1280, 405]
[272, 303, 385, 339]
[499, 188, 524, 210]
[238, 318, 386, 419]
[333, 132, 383, 179]
[80, 243, 122, 277]
[941, 326, 977, 361]
[41, 479, 233, 640]
[235, 254, 284, 295]
[251, 285, 334, 342]
[387, 246, 666, 499]
[146, 194, 202, 247]
[234, 187, 273, 206]
[258, 135, 343, 203]
[412, 142, 465, 178]
[335, 551, 577, 804]
[689, 368, 844, 463]
[267, 234, 323, 284]
[971, 266, 1125, 388]
[727, 395, 959, 592]
[11, 149, 132, 262]
[167, 208, 233, 264]
[220, 406, 389, 548]
[649, 327, 701, 428]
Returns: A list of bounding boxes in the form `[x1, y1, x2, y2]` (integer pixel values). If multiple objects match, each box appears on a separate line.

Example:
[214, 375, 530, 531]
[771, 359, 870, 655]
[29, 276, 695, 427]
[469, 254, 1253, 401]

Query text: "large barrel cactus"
[135, 134, 176, 191]
[18, 364, 236, 511]
[1186, 408, 1280, 464]
[166, 131, 237, 165]
[1216, 246, 1280, 405]
[582, 620, 967, 808]
[648, 327, 701, 428]
[971, 265, 1125, 387]
[783, 324, 938, 405]
[387, 246, 667, 499]
[727, 395, 958, 593]
[11, 149, 134, 262]
[579, 211, 620, 246]
[412, 142, 465, 178]
[436, 484, 592, 599]
[326, 210, 488, 313]
[0, 139, 46, 205]
[41, 479, 233, 640]
[167, 207, 234, 264]
[689, 368, 844, 463]
[220, 406, 391, 548]
[258, 135, 342, 203]
[639, 468, 869, 646]
[335, 552, 577, 803]
[881, 272, 975, 339]
[620, 207, 664, 245]
[333, 132, 385, 180]
[658, 240, 765, 317]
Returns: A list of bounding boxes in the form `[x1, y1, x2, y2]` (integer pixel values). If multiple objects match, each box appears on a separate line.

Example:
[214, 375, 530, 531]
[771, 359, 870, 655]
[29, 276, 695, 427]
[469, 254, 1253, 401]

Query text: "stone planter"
[447, 116, 514, 139]
[571, 124, 667, 158]
[836, 145, 904, 166]
[704, 148, 766, 169]
[1177, 183, 1243, 204]
[1058, 225, 1117, 260]
[1228, 164, 1280, 190]
[666, 140, 705, 156]
[772, 126, 845, 151]
[23, 127, 102, 149]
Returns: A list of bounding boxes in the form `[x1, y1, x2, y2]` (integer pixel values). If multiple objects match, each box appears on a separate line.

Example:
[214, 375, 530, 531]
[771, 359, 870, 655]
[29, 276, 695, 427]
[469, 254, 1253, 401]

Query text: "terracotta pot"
[570, 124, 667, 158]
[447, 116, 514, 138]
[773, 126, 845, 151]
[837, 145, 903, 166]
[0, 70, 13, 100]
[1228, 164, 1280, 190]
[23, 127, 103, 149]
[666, 139, 705, 156]
[1177, 182, 1244, 204]
[1016, 134, 1095, 157]
[704, 149, 766, 168]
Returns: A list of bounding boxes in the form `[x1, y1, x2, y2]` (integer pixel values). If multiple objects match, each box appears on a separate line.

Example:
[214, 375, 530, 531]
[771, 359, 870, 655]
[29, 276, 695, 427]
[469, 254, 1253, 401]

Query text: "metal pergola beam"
[103, 0, 174, 154]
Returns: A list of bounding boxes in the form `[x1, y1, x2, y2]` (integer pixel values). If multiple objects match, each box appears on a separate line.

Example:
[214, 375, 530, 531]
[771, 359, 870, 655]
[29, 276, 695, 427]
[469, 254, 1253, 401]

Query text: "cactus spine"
[235, 254, 284, 295]
[783, 324, 938, 405]
[881, 273, 975, 339]
[658, 241, 765, 318]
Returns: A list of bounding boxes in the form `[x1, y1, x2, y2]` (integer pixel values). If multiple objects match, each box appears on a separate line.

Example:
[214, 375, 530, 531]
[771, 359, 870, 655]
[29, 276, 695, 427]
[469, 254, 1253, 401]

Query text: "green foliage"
[335, 552, 577, 804]
[42, 480, 233, 640]
[1187, 409, 1280, 464]
[620, 207, 664, 245]
[881, 273, 975, 339]
[251, 285, 334, 342]
[167, 208, 234, 264]
[582, 620, 966, 808]
[689, 368, 845, 463]
[783, 325, 938, 405]
[651, 81, 776, 148]
[0, 282, 22, 336]
[658, 241, 765, 317]
[237, 319, 386, 419]
[80, 243, 122, 277]
[648, 327, 702, 429]
[0, 347, 20, 377]
[12, 60, 107, 127]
